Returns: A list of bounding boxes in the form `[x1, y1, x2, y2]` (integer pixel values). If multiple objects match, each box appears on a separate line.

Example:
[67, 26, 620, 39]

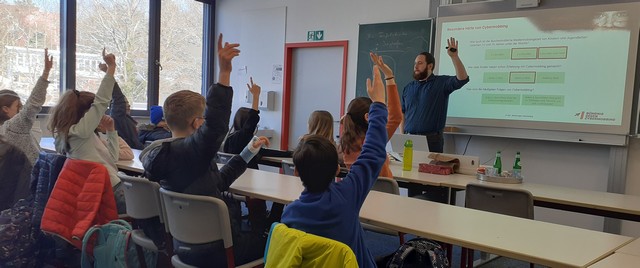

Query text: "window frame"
[51, 0, 216, 116]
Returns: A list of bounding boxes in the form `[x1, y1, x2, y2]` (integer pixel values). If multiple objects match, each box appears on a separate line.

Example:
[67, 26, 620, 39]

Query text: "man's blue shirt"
[402, 74, 469, 134]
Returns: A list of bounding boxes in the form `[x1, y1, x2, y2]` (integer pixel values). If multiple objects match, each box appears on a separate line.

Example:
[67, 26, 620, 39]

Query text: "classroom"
[2, 0, 640, 267]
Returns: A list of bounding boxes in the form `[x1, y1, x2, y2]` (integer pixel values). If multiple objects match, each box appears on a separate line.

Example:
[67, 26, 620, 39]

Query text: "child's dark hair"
[293, 135, 339, 193]
[0, 90, 20, 124]
[340, 97, 372, 154]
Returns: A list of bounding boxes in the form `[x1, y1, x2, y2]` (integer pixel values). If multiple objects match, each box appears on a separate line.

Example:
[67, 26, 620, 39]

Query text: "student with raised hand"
[140, 34, 271, 267]
[98, 63, 144, 149]
[281, 65, 389, 268]
[48, 48, 126, 213]
[0, 48, 53, 167]
[340, 52, 402, 178]
[223, 77, 262, 162]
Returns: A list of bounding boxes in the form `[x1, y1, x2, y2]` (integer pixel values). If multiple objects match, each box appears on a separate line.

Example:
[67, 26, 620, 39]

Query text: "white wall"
[216, 0, 640, 236]
[216, 0, 429, 149]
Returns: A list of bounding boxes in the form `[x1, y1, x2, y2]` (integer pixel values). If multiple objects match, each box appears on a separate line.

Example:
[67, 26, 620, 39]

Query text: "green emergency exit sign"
[307, 30, 324, 41]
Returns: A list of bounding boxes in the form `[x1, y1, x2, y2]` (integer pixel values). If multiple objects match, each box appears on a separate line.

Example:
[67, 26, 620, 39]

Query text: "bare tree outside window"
[159, 0, 203, 106]
[0, 0, 61, 106]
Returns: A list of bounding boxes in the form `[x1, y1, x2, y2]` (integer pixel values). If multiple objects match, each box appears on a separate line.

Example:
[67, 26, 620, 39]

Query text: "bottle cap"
[404, 139, 413, 147]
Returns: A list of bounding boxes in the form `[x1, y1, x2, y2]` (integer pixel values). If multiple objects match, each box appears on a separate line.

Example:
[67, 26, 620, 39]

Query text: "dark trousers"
[407, 131, 448, 202]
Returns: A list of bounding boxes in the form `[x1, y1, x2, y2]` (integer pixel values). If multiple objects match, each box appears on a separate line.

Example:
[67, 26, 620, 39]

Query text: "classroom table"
[616, 237, 640, 256]
[227, 170, 634, 267]
[588, 252, 640, 268]
[40, 137, 145, 173]
[389, 161, 640, 222]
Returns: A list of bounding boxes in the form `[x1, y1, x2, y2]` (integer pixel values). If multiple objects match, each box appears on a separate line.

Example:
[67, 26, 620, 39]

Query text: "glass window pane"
[0, 1, 61, 106]
[76, 0, 149, 110]
[159, 0, 203, 105]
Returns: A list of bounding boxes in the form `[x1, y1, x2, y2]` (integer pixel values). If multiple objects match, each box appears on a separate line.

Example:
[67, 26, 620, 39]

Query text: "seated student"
[96, 115, 134, 161]
[305, 110, 344, 165]
[140, 34, 271, 267]
[280, 65, 389, 268]
[0, 135, 31, 211]
[340, 52, 401, 178]
[48, 48, 126, 214]
[137, 105, 172, 145]
[0, 49, 52, 168]
[99, 63, 144, 150]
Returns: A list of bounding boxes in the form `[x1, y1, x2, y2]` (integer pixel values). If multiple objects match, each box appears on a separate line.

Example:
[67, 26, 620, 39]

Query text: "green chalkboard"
[356, 19, 433, 98]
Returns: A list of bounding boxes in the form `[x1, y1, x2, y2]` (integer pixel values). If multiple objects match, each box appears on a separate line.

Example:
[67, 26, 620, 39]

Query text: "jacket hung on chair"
[41, 159, 118, 249]
[264, 223, 358, 268]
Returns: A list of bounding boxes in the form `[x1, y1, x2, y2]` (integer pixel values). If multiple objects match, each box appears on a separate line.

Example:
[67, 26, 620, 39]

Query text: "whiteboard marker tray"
[476, 174, 523, 184]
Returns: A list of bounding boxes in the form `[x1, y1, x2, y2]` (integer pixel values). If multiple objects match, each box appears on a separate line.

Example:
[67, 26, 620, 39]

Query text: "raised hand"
[99, 115, 115, 132]
[43, 48, 53, 79]
[247, 77, 261, 96]
[102, 48, 117, 76]
[447, 37, 459, 57]
[217, 33, 240, 74]
[98, 63, 108, 73]
[366, 65, 386, 104]
[369, 52, 393, 78]
[251, 136, 270, 149]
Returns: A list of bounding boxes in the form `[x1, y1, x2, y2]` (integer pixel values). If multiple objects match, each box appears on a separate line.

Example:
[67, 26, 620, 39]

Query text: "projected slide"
[438, 7, 637, 127]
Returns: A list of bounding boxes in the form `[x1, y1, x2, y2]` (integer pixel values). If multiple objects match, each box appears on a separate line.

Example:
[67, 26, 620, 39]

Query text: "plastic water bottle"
[403, 139, 413, 171]
[512, 151, 522, 179]
[493, 151, 502, 175]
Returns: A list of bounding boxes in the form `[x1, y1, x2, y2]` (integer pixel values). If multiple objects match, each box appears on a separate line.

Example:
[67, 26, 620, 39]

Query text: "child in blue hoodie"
[280, 65, 389, 268]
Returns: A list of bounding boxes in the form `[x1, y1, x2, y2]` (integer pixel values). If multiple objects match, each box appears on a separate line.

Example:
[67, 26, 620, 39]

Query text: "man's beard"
[413, 69, 429, 80]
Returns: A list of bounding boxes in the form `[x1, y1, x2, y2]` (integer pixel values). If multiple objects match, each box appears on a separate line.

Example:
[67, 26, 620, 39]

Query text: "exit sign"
[307, 30, 324, 41]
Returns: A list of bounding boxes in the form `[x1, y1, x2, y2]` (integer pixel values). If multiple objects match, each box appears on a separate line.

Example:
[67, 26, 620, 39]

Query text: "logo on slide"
[574, 111, 615, 122]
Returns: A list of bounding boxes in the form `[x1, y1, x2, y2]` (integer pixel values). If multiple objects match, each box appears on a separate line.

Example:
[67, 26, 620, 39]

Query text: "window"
[159, 0, 203, 105]
[0, 1, 61, 106]
[76, 0, 150, 110]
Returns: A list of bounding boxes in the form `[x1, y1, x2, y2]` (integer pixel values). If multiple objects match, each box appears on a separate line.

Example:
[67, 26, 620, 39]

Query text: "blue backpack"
[81, 219, 157, 268]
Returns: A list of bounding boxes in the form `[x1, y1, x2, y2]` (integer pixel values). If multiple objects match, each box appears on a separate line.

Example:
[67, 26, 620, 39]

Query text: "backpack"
[386, 238, 450, 268]
[0, 198, 37, 267]
[81, 219, 157, 268]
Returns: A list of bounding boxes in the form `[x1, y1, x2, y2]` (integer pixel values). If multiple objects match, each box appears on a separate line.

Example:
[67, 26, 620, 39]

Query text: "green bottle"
[513, 151, 522, 178]
[403, 139, 413, 171]
[493, 151, 502, 175]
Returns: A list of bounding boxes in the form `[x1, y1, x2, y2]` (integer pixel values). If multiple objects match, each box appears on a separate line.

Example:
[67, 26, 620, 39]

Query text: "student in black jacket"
[98, 63, 144, 149]
[140, 34, 270, 267]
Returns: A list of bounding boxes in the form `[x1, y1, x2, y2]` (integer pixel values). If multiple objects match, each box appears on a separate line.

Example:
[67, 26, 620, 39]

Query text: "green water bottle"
[493, 151, 502, 175]
[512, 151, 522, 179]
[403, 139, 413, 171]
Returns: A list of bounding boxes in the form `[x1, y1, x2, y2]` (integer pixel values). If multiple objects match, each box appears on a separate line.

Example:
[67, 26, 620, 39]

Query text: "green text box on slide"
[481, 94, 521, 105]
[483, 72, 509, 83]
[509, 72, 536, 83]
[522, 95, 564, 106]
[511, 48, 537, 59]
[536, 72, 565, 84]
[485, 49, 511, 60]
[538, 47, 568, 59]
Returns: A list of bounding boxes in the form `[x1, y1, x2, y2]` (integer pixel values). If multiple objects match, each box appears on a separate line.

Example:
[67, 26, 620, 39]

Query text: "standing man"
[401, 37, 469, 153]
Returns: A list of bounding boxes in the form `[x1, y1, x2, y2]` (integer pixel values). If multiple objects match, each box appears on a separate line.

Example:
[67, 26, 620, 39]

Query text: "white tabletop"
[360, 191, 632, 268]
[40, 137, 145, 174]
[588, 252, 640, 268]
[228, 172, 633, 268]
[616, 237, 640, 257]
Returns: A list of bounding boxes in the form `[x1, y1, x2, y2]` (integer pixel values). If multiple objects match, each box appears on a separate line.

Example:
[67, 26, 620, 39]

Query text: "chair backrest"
[372, 177, 400, 195]
[281, 161, 295, 176]
[217, 152, 236, 164]
[118, 172, 163, 221]
[264, 222, 358, 268]
[465, 183, 534, 219]
[159, 188, 233, 248]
